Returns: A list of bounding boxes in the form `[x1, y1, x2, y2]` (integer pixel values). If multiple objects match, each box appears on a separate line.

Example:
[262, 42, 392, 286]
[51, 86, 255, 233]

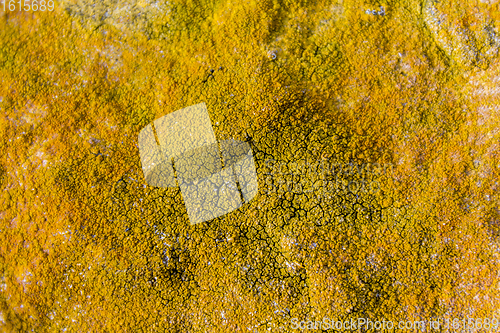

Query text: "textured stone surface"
[1, 0, 500, 331]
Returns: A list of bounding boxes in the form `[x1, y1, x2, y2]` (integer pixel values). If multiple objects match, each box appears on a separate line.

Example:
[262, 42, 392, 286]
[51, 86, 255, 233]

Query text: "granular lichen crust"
[1, 0, 499, 331]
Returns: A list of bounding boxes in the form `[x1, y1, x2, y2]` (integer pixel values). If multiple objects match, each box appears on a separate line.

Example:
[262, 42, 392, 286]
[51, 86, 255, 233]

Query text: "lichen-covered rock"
[1, 0, 499, 331]
[423, 0, 500, 69]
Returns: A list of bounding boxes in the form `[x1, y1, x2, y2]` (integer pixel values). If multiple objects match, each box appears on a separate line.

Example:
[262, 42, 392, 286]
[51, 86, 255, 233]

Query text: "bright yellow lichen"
[1, 0, 499, 331]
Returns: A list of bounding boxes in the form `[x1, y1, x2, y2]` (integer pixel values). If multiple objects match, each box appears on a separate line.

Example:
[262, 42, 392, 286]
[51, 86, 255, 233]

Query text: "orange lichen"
[1, 0, 499, 331]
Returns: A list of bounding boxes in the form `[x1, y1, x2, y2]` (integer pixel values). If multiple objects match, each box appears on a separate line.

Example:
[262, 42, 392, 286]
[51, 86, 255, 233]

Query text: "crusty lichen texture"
[1, 0, 499, 331]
